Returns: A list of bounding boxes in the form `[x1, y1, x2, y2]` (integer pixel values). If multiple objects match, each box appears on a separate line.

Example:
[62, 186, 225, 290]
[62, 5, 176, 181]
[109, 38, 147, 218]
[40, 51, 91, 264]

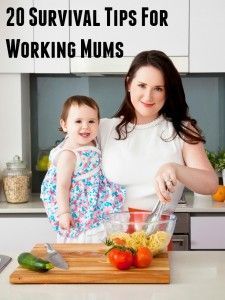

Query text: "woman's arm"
[178, 141, 218, 193]
[155, 142, 218, 202]
[56, 150, 76, 230]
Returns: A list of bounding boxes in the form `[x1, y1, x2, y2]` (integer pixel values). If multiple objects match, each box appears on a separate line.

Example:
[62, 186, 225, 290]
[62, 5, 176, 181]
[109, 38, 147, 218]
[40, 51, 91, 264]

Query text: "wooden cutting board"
[10, 243, 170, 284]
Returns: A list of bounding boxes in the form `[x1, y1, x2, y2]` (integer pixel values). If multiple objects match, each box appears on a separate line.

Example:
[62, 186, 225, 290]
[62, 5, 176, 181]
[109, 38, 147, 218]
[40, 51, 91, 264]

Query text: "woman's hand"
[154, 163, 177, 203]
[58, 212, 75, 232]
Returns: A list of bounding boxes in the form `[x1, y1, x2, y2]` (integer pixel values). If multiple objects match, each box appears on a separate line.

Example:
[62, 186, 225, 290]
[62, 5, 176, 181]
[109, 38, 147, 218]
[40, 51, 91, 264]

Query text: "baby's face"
[61, 104, 99, 146]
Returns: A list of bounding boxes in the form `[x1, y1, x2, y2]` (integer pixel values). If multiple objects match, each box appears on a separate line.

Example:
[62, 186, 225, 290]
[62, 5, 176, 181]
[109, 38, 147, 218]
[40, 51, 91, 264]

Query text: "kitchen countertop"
[1, 251, 225, 300]
[0, 190, 225, 214]
[0, 192, 45, 213]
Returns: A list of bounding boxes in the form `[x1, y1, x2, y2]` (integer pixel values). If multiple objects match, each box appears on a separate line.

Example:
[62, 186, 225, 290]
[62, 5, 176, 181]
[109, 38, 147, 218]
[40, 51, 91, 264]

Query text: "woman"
[98, 50, 218, 212]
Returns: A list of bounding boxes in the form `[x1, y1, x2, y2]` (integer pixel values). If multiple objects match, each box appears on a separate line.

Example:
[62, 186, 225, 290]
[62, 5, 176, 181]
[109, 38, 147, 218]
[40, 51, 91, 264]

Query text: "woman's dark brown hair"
[59, 95, 100, 132]
[114, 50, 205, 144]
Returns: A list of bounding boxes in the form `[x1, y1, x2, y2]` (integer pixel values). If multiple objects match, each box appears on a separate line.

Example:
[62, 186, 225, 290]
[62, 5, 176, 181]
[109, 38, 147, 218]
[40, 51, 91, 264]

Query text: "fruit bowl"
[103, 211, 177, 256]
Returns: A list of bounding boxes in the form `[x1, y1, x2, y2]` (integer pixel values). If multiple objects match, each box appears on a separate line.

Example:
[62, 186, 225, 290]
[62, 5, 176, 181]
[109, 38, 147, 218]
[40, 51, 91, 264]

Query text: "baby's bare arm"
[56, 150, 76, 230]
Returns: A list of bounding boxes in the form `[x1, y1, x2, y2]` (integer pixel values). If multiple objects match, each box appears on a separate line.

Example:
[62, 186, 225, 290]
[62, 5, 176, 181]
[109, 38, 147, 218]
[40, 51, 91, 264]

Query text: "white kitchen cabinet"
[70, 56, 188, 74]
[190, 215, 225, 249]
[190, 0, 225, 72]
[70, 0, 189, 73]
[0, 0, 34, 73]
[0, 215, 56, 252]
[33, 0, 70, 73]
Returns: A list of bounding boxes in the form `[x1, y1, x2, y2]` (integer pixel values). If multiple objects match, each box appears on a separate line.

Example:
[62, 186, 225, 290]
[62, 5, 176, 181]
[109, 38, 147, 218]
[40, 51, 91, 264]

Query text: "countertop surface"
[1, 251, 225, 300]
[1, 190, 225, 214]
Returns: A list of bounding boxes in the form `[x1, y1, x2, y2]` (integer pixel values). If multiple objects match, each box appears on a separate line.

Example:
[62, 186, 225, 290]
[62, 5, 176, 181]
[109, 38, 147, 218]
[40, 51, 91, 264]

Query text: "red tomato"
[133, 247, 153, 268]
[108, 248, 133, 270]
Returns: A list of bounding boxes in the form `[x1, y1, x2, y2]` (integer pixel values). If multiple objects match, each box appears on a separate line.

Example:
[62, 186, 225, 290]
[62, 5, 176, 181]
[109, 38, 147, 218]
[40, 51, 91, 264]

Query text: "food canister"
[3, 155, 31, 203]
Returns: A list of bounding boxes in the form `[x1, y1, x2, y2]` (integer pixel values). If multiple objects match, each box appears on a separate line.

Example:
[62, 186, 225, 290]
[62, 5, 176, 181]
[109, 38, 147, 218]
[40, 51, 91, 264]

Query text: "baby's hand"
[58, 212, 75, 232]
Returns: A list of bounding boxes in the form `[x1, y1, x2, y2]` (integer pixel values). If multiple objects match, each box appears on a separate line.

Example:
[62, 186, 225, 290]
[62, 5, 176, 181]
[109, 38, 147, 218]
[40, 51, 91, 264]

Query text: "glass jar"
[3, 155, 31, 204]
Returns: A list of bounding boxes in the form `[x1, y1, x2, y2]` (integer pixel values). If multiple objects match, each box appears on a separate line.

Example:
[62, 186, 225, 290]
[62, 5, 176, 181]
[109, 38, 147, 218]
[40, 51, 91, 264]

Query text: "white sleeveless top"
[98, 115, 185, 212]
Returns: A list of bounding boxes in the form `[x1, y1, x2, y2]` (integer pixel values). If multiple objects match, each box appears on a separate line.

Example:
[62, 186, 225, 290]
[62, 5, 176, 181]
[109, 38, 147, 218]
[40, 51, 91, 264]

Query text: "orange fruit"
[112, 238, 126, 246]
[133, 247, 153, 268]
[212, 185, 225, 202]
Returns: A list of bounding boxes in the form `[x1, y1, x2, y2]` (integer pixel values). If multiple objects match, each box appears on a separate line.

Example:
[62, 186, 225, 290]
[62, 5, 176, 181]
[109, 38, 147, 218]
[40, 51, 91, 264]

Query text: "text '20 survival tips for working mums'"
[5, 6, 168, 59]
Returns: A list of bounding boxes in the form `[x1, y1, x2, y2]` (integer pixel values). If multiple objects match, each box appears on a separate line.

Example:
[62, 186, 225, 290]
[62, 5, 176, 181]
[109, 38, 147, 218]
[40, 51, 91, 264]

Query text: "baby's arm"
[56, 150, 76, 232]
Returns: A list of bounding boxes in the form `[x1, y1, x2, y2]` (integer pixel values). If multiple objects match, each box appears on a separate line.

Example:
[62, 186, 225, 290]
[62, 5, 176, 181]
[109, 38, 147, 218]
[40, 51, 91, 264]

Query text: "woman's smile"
[140, 101, 155, 108]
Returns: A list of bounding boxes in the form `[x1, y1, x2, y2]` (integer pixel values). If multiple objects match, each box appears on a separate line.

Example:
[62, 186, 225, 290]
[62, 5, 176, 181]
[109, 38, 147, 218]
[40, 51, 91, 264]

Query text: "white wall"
[0, 74, 31, 177]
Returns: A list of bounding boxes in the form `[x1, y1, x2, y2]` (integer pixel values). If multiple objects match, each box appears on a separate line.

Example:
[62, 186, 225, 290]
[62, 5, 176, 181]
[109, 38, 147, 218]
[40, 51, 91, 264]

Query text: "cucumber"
[18, 252, 54, 272]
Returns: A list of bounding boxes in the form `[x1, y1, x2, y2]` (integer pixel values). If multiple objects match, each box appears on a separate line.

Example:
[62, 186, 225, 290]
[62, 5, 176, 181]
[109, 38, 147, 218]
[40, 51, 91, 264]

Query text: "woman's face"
[128, 65, 166, 124]
[60, 104, 99, 146]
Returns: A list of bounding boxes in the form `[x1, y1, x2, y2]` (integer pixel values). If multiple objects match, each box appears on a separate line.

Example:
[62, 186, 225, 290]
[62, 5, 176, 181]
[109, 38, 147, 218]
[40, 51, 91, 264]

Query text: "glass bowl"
[103, 211, 177, 256]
